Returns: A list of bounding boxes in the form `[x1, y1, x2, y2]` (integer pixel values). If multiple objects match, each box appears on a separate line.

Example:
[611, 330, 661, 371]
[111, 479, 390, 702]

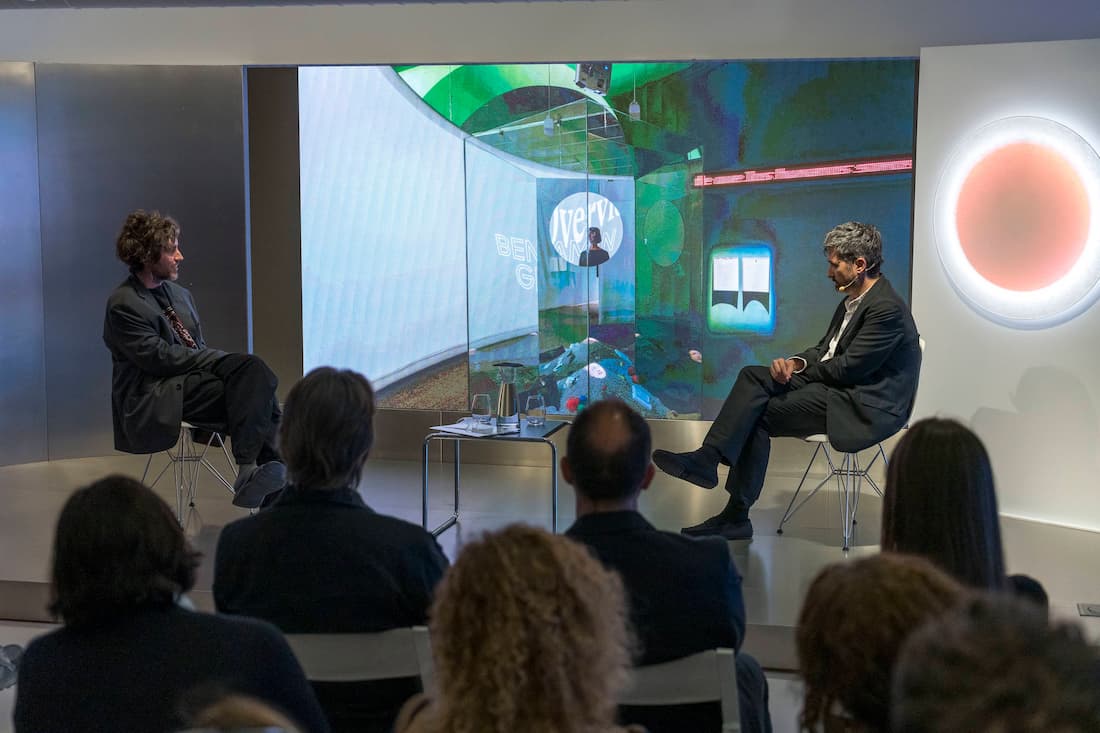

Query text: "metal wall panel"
[247, 66, 303, 401]
[36, 64, 248, 459]
[0, 62, 48, 466]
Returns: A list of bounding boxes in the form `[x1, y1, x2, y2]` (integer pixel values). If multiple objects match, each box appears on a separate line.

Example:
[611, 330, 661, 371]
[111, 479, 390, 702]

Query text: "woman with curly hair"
[395, 524, 643, 733]
[795, 553, 965, 733]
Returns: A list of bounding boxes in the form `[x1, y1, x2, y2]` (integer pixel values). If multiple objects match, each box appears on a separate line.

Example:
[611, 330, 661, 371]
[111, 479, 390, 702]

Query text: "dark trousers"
[181, 353, 281, 465]
[704, 365, 828, 516]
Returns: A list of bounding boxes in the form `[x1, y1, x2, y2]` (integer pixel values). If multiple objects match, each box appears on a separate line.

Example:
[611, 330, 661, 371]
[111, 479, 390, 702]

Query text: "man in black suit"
[654, 221, 921, 540]
[562, 399, 771, 733]
[214, 367, 448, 733]
[103, 209, 284, 507]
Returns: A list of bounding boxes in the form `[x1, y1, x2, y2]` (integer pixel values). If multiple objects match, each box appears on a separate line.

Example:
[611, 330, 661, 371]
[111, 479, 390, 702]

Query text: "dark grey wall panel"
[247, 66, 303, 401]
[36, 64, 248, 459]
[0, 63, 48, 466]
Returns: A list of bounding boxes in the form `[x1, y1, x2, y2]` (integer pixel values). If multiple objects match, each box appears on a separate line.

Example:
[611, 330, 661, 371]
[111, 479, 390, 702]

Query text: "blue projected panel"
[708, 244, 775, 335]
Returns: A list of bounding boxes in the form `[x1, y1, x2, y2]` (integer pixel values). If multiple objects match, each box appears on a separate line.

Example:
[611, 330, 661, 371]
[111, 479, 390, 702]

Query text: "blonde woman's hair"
[428, 524, 633, 733]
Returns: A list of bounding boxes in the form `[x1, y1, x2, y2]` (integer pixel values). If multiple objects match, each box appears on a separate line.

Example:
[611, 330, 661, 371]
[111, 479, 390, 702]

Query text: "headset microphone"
[837, 273, 861, 292]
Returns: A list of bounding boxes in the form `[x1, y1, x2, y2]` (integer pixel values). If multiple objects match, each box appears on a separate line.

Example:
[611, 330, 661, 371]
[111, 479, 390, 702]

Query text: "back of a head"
[881, 417, 1006, 590]
[565, 399, 651, 503]
[279, 367, 376, 490]
[183, 693, 303, 733]
[429, 524, 630, 733]
[796, 553, 965, 732]
[893, 593, 1100, 733]
[50, 474, 199, 628]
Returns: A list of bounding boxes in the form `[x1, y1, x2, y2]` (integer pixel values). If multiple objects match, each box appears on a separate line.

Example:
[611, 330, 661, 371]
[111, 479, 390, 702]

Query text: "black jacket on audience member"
[566, 510, 771, 733]
[13, 605, 329, 733]
[213, 485, 449, 733]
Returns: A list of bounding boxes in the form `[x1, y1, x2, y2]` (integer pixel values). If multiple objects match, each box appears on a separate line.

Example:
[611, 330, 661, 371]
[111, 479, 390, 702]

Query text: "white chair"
[141, 420, 237, 522]
[777, 336, 925, 550]
[284, 626, 435, 692]
[620, 648, 740, 732]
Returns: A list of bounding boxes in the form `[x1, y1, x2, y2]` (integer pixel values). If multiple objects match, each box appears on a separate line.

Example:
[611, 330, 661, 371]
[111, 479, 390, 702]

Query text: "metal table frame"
[421, 420, 569, 537]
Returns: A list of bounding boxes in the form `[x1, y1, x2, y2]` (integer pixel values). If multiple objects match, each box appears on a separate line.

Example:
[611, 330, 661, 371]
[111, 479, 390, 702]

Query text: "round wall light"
[934, 116, 1100, 329]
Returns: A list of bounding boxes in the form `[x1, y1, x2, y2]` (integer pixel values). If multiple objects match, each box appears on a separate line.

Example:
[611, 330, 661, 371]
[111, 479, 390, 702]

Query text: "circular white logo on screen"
[934, 116, 1100, 329]
[548, 192, 624, 266]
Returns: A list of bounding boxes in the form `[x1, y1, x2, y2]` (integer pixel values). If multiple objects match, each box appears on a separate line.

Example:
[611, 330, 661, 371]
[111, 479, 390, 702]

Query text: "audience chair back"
[285, 626, 434, 691]
[778, 336, 926, 550]
[619, 648, 739, 732]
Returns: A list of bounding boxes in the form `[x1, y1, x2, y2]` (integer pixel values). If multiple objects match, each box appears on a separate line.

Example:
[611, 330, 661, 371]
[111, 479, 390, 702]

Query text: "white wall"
[912, 38, 1100, 531]
[0, 0, 1098, 65]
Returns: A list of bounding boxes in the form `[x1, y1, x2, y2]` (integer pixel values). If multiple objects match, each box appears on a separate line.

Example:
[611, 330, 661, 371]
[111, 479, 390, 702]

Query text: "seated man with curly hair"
[103, 209, 284, 507]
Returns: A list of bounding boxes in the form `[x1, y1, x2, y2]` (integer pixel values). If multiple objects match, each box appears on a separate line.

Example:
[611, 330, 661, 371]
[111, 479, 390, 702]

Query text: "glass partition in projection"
[300, 60, 917, 419]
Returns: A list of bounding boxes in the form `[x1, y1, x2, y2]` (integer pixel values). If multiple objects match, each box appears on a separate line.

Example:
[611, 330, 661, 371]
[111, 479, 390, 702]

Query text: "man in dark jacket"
[654, 221, 921, 540]
[214, 367, 448, 733]
[563, 399, 771, 733]
[103, 209, 284, 507]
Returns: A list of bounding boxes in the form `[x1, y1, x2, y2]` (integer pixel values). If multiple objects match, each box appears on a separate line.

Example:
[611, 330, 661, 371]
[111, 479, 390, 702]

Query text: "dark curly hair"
[115, 209, 180, 273]
[49, 474, 200, 628]
[796, 553, 965, 732]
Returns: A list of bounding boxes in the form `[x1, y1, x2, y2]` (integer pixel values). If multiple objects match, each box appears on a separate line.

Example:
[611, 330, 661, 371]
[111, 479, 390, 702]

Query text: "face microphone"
[837, 273, 861, 292]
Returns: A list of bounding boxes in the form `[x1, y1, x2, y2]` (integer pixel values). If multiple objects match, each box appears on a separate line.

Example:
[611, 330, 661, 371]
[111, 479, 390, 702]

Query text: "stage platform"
[3, 449, 1100, 672]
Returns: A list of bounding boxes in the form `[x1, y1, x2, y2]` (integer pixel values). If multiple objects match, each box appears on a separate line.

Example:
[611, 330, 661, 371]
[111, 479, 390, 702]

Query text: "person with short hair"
[892, 594, 1100, 733]
[104, 209, 285, 507]
[796, 553, 964, 733]
[214, 367, 448, 733]
[395, 524, 642, 733]
[563, 399, 771, 733]
[13, 475, 328, 733]
[654, 222, 921, 540]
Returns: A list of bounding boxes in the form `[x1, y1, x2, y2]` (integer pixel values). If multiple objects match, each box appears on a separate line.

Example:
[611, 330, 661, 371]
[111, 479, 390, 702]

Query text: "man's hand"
[770, 357, 799, 384]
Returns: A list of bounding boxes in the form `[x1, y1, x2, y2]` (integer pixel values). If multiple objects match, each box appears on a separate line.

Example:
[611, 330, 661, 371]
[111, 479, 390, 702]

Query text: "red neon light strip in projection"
[693, 156, 913, 188]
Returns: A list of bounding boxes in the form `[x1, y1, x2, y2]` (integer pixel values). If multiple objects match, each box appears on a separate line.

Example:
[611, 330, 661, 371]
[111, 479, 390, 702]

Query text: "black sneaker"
[652, 448, 720, 489]
[232, 462, 287, 509]
[681, 515, 753, 541]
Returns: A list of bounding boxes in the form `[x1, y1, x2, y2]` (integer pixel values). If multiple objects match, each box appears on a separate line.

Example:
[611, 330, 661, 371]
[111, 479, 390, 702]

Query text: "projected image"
[709, 245, 775, 334]
[299, 60, 917, 419]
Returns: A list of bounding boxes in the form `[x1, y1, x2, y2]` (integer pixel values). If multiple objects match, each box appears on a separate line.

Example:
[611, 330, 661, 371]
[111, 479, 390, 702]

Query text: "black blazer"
[565, 511, 744, 664]
[103, 275, 225, 453]
[14, 605, 329, 733]
[794, 276, 921, 452]
[214, 486, 449, 733]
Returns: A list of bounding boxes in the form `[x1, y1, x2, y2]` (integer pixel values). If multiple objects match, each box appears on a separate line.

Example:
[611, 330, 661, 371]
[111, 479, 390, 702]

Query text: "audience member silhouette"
[881, 417, 1005, 589]
[562, 398, 771, 733]
[184, 693, 304, 732]
[214, 367, 448, 733]
[13, 475, 327, 733]
[892, 593, 1100, 733]
[394, 524, 643, 733]
[796, 553, 964, 733]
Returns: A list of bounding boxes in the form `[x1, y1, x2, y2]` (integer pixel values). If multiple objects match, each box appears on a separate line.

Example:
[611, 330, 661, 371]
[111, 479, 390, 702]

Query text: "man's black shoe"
[652, 448, 719, 489]
[232, 461, 287, 509]
[681, 515, 753, 541]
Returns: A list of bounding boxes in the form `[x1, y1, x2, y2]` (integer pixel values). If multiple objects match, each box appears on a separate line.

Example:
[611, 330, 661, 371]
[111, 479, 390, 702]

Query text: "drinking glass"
[525, 394, 546, 427]
[470, 393, 492, 426]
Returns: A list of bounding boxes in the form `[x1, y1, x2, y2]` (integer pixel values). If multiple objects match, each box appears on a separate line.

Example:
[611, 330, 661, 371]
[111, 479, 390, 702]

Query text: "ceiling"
[0, 0, 581, 7]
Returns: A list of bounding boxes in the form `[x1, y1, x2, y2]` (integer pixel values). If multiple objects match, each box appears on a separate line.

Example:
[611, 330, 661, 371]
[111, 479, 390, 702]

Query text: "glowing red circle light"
[956, 142, 1089, 292]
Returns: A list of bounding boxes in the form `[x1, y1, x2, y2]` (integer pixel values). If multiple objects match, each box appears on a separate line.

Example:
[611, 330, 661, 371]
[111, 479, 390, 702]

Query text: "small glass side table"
[421, 419, 569, 537]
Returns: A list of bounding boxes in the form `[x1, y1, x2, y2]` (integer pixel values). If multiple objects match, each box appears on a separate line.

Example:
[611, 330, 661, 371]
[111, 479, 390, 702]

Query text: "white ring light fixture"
[934, 116, 1100, 329]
